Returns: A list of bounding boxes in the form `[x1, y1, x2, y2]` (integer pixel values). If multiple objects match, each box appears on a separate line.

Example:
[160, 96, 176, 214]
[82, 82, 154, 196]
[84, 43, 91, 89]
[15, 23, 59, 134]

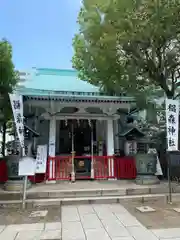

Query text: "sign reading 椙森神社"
[166, 99, 179, 151]
[9, 94, 24, 148]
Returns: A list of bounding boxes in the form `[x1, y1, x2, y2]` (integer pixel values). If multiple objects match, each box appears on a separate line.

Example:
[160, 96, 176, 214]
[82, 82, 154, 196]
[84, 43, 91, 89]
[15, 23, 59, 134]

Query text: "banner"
[35, 145, 48, 173]
[166, 99, 179, 151]
[9, 94, 24, 148]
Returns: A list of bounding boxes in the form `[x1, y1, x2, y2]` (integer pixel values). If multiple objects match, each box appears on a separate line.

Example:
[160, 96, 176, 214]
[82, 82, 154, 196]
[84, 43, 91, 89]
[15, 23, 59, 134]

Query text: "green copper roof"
[20, 68, 99, 93]
[17, 67, 135, 103]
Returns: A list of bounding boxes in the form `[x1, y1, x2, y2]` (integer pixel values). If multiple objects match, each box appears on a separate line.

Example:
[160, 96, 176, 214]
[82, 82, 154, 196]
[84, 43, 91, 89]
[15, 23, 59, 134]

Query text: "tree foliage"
[72, 0, 180, 105]
[0, 39, 19, 155]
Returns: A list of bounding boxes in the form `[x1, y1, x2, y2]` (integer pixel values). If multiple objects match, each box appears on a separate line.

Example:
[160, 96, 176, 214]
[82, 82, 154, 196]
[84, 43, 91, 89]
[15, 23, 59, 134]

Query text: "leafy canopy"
[0, 39, 19, 122]
[72, 0, 180, 104]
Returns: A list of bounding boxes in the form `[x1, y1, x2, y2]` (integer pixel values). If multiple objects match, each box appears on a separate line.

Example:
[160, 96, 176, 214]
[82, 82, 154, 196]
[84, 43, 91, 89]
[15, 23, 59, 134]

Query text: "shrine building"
[15, 68, 143, 182]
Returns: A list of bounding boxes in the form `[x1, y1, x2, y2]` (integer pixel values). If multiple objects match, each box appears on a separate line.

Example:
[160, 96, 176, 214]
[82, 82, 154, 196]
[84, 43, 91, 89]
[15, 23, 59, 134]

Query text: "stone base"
[4, 179, 31, 191]
[135, 175, 160, 185]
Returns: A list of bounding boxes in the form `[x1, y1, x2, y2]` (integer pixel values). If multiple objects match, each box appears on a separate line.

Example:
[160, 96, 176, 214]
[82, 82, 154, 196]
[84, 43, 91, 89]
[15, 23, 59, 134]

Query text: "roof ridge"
[34, 68, 77, 76]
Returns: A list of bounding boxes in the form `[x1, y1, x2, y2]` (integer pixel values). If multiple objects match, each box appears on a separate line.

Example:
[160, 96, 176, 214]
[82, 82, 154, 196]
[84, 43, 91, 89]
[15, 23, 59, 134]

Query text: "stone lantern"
[135, 138, 160, 185]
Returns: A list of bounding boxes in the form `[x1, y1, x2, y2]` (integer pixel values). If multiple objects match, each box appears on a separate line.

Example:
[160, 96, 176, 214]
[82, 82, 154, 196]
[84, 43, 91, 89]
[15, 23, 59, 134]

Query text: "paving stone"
[108, 204, 129, 214]
[85, 228, 111, 240]
[160, 239, 180, 240]
[5, 223, 44, 231]
[111, 237, 135, 240]
[115, 213, 142, 227]
[173, 208, 180, 213]
[101, 189, 126, 196]
[0, 225, 5, 233]
[151, 228, 180, 238]
[80, 213, 103, 229]
[29, 210, 48, 217]
[62, 206, 80, 222]
[136, 206, 156, 213]
[127, 226, 159, 240]
[0, 229, 18, 240]
[104, 224, 130, 238]
[92, 205, 115, 220]
[62, 221, 85, 239]
[45, 222, 61, 230]
[15, 230, 42, 240]
[101, 218, 124, 227]
[77, 204, 95, 215]
[40, 230, 61, 239]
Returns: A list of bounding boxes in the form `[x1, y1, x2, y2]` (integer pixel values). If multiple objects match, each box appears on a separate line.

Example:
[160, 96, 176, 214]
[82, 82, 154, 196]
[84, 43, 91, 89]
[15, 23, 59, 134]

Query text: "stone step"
[1, 193, 180, 208]
[0, 185, 179, 200]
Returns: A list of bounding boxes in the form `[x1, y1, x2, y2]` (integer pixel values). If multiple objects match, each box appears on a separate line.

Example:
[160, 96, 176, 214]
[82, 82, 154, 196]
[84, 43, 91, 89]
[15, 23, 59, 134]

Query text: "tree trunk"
[2, 122, 6, 156]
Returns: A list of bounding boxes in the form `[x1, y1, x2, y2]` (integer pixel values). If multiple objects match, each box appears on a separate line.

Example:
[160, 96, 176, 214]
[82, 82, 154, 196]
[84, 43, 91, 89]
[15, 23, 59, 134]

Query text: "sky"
[0, 0, 81, 70]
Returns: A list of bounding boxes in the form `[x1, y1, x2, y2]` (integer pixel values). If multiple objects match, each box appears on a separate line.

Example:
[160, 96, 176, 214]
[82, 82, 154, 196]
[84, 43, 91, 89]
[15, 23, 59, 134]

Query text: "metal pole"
[21, 146, 27, 210]
[167, 153, 172, 203]
[91, 123, 94, 179]
[22, 175, 27, 210]
[71, 122, 75, 182]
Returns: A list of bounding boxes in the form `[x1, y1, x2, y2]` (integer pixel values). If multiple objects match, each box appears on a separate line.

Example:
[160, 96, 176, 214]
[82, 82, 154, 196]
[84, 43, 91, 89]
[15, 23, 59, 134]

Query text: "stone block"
[104, 224, 130, 238]
[15, 230, 42, 240]
[152, 228, 180, 239]
[173, 208, 180, 213]
[136, 206, 156, 213]
[75, 190, 101, 197]
[173, 185, 180, 193]
[33, 199, 61, 207]
[126, 188, 149, 195]
[78, 204, 95, 215]
[142, 195, 166, 203]
[45, 222, 61, 230]
[116, 212, 142, 227]
[85, 228, 111, 240]
[62, 221, 85, 239]
[150, 187, 168, 194]
[28, 192, 49, 199]
[127, 226, 158, 240]
[90, 198, 119, 204]
[29, 210, 48, 218]
[111, 237, 134, 240]
[0, 229, 18, 240]
[5, 223, 44, 231]
[0, 225, 5, 233]
[80, 213, 103, 229]
[40, 230, 61, 239]
[48, 191, 75, 198]
[102, 189, 126, 196]
[62, 206, 80, 222]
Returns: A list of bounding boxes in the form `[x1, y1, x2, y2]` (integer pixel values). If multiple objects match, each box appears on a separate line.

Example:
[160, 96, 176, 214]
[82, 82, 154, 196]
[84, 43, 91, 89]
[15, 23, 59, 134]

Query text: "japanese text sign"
[9, 94, 24, 148]
[35, 145, 47, 173]
[166, 99, 179, 151]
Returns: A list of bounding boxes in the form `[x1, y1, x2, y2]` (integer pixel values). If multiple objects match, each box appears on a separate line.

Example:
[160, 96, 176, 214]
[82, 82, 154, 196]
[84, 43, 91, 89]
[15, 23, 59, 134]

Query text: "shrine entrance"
[58, 119, 97, 179]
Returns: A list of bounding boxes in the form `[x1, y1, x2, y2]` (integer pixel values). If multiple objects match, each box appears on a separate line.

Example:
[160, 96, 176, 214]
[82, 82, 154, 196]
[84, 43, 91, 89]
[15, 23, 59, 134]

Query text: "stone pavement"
[1, 203, 180, 240]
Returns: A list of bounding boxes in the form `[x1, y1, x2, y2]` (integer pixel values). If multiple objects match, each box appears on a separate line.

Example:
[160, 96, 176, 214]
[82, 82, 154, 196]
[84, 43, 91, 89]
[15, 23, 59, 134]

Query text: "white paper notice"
[19, 156, 36, 176]
[35, 145, 48, 173]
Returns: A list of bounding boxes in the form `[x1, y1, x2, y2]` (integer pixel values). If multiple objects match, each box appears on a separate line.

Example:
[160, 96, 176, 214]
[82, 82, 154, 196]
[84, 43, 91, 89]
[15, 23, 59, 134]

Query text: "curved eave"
[16, 87, 135, 103]
[24, 95, 135, 104]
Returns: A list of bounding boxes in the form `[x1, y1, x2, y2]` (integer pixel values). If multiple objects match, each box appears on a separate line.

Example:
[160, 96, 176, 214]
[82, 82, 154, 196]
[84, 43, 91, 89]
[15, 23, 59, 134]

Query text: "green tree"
[0, 39, 19, 155]
[72, 0, 180, 104]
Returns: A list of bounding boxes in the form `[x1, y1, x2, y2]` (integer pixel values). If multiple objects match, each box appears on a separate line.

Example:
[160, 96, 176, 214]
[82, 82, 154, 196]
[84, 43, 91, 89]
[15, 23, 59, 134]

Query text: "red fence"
[47, 155, 137, 181]
[114, 156, 137, 179]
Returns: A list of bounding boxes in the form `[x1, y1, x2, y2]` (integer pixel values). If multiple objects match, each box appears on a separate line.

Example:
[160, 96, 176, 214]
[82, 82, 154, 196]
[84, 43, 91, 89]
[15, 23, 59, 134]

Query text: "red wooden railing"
[47, 155, 137, 181]
[114, 156, 137, 179]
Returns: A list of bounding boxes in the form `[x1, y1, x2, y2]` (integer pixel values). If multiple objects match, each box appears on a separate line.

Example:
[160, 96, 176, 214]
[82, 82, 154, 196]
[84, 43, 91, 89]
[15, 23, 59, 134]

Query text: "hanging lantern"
[65, 119, 68, 126]
[88, 119, 91, 127]
[77, 119, 80, 127]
